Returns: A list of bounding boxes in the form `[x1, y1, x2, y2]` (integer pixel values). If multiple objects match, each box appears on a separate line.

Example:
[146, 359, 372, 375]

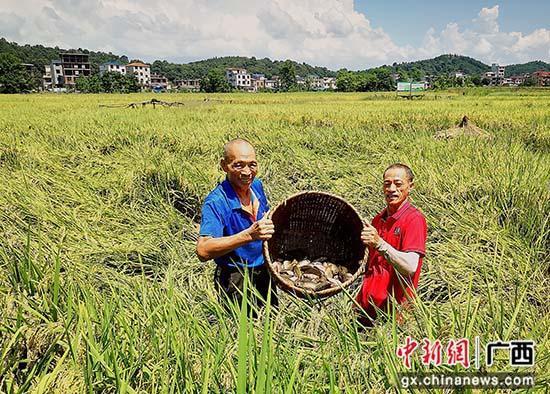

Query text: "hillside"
[1, 38, 548, 80]
[387, 54, 491, 76]
[0, 38, 335, 80]
[0, 38, 127, 74]
[150, 56, 336, 81]
[505, 61, 550, 76]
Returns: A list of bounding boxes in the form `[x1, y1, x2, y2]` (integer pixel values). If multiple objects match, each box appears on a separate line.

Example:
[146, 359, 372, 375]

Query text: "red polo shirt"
[356, 200, 427, 320]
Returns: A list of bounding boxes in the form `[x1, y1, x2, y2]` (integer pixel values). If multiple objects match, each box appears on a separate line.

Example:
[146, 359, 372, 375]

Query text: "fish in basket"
[263, 191, 367, 298]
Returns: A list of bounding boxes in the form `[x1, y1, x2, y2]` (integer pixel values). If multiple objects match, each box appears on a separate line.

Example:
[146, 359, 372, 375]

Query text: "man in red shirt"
[356, 163, 427, 326]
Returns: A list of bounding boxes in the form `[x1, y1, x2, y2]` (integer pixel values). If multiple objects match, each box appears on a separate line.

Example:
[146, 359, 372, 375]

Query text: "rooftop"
[126, 62, 149, 67]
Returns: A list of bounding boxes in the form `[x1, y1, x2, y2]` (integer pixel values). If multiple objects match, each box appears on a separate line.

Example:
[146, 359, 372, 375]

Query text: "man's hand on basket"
[247, 212, 274, 241]
[361, 220, 382, 249]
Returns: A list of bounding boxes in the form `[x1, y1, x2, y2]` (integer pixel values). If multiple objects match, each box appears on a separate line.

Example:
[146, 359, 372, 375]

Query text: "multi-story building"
[226, 68, 252, 90]
[99, 61, 126, 75]
[59, 52, 91, 89]
[175, 79, 201, 91]
[483, 71, 498, 85]
[50, 60, 64, 90]
[489, 63, 506, 85]
[126, 62, 151, 87]
[323, 77, 337, 90]
[42, 65, 53, 91]
[265, 77, 279, 90]
[150, 73, 170, 90]
[251, 74, 266, 91]
[491, 63, 505, 78]
[304, 75, 323, 90]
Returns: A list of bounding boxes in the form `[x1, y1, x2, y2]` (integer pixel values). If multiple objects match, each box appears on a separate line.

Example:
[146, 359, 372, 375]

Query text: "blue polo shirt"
[199, 178, 269, 268]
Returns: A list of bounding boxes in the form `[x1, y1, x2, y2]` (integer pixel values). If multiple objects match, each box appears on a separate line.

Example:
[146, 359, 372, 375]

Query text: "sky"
[0, 0, 548, 70]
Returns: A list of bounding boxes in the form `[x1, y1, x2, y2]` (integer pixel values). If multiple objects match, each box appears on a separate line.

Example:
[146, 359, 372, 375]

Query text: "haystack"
[434, 116, 492, 139]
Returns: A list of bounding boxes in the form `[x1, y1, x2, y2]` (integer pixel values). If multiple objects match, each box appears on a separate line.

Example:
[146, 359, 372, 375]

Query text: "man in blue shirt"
[196, 138, 278, 309]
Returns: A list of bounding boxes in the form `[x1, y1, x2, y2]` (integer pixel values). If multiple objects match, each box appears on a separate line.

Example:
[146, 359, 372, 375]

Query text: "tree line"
[2, 37, 549, 93]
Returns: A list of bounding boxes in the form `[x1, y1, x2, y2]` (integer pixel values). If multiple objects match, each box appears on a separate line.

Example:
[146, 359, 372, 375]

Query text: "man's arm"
[374, 241, 419, 276]
[196, 214, 274, 262]
[361, 221, 420, 276]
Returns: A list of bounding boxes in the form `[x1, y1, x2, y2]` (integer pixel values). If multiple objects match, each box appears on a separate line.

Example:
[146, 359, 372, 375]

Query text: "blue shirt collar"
[221, 179, 247, 211]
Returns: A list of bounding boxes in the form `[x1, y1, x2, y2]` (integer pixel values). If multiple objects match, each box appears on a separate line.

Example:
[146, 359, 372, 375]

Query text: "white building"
[226, 68, 252, 90]
[452, 71, 465, 79]
[42, 65, 52, 91]
[323, 77, 337, 90]
[491, 63, 505, 79]
[265, 78, 279, 90]
[126, 62, 151, 87]
[50, 60, 64, 89]
[100, 61, 126, 75]
[311, 76, 325, 90]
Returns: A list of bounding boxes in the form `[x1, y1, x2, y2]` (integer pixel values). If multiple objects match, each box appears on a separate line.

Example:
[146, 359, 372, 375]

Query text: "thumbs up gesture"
[361, 220, 382, 248]
[248, 211, 275, 241]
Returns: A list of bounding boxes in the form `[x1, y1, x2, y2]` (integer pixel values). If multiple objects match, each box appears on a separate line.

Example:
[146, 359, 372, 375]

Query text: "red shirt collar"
[381, 200, 412, 222]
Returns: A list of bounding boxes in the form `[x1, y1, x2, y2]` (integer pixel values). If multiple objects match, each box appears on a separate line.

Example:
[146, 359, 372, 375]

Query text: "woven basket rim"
[262, 190, 367, 299]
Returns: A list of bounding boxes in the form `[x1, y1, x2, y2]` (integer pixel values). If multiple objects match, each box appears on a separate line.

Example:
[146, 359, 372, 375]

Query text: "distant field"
[0, 90, 548, 392]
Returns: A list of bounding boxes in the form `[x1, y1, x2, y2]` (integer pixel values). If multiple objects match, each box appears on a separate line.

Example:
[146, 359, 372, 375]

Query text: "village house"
[150, 73, 170, 91]
[59, 52, 91, 89]
[452, 71, 465, 79]
[264, 77, 279, 90]
[126, 61, 151, 87]
[251, 73, 266, 91]
[99, 61, 126, 75]
[42, 53, 90, 91]
[175, 79, 201, 91]
[49, 61, 64, 90]
[531, 70, 550, 86]
[486, 63, 506, 85]
[42, 65, 52, 91]
[226, 68, 252, 90]
[323, 77, 337, 90]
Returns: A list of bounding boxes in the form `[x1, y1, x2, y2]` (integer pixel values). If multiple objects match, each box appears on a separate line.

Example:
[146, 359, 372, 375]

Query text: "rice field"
[0, 89, 549, 393]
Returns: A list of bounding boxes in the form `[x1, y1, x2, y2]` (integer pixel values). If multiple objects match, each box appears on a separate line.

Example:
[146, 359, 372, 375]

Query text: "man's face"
[221, 143, 258, 191]
[383, 167, 413, 209]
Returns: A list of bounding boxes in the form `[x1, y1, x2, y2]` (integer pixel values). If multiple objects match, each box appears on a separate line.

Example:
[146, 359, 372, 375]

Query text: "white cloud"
[0, 1, 548, 69]
[420, 5, 550, 64]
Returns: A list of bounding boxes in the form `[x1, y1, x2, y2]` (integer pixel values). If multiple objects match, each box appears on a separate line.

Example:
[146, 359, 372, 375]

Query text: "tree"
[0, 53, 35, 93]
[75, 72, 140, 93]
[76, 75, 102, 93]
[469, 75, 482, 86]
[521, 76, 537, 87]
[336, 70, 357, 92]
[279, 60, 296, 91]
[373, 68, 394, 90]
[201, 69, 231, 92]
[122, 74, 140, 93]
[409, 67, 423, 81]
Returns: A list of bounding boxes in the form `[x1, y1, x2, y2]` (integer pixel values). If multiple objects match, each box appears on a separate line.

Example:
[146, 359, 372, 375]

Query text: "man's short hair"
[384, 163, 414, 182]
[222, 138, 254, 161]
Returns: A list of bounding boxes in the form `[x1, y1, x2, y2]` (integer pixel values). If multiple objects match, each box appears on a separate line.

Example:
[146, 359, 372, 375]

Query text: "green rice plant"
[0, 89, 548, 392]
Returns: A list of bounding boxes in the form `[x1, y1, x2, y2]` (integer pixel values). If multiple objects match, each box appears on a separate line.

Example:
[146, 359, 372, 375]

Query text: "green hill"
[0, 38, 127, 74]
[386, 54, 491, 76]
[1, 38, 548, 81]
[150, 56, 336, 81]
[505, 61, 550, 76]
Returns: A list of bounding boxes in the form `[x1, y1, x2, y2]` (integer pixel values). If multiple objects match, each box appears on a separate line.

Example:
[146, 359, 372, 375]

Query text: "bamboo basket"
[263, 191, 366, 298]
